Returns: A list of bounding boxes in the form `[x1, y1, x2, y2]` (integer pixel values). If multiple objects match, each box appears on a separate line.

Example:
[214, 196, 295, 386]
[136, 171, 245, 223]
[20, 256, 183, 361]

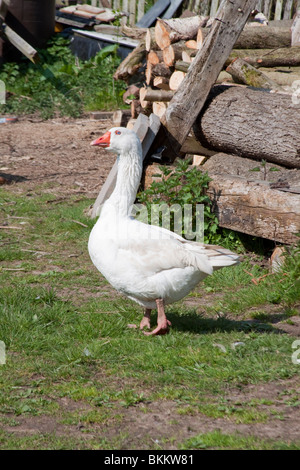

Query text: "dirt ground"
[0, 115, 115, 199]
[1, 117, 300, 449]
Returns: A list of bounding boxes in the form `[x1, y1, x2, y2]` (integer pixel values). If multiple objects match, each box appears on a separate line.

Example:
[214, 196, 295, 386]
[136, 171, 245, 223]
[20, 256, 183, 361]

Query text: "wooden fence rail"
[90, 0, 299, 25]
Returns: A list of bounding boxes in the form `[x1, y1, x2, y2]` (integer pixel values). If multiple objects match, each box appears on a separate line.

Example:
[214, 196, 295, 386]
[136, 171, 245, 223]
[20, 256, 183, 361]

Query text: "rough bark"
[193, 85, 300, 168]
[113, 41, 146, 81]
[206, 173, 300, 244]
[226, 58, 284, 91]
[226, 47, 300, 68]
[161, 0, 257, 147]
[198, 25, 292, 49]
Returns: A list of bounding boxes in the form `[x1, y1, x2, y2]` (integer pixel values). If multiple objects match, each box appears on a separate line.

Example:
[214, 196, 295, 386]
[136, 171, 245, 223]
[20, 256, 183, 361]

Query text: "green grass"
[0, 187, 299, 450]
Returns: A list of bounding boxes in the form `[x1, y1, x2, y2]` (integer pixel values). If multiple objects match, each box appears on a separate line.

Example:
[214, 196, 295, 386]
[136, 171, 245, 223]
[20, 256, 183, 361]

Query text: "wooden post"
[161, 0, 257, 151]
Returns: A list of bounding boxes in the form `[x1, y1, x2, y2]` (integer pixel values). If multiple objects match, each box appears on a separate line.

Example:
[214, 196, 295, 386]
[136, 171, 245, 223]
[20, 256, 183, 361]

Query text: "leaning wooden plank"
[226, 58, 284, 91]
[161, 0, 257, 149]
[91, 114, 160, 218]
[206, 173, 300, 245]
[193, 85, 300, 169]
[162, 0, 184, 20]
[3, 24, 39, 63]
[136, 0, 171, 28]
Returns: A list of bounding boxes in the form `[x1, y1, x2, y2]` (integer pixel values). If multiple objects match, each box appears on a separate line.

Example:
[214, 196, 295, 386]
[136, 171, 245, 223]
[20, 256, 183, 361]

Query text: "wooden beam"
[161, 0, 257, 150]
[136, 0, 170, 28]
[3, 24, 39, 63]
[91, 113, 161, 218]
[206, 173, 300, 245]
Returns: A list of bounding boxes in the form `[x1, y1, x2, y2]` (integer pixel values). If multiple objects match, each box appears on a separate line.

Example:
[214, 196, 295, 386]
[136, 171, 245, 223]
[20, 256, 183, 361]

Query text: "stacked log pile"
[115, 13, 300, 119]
[105, 4, 300, 244]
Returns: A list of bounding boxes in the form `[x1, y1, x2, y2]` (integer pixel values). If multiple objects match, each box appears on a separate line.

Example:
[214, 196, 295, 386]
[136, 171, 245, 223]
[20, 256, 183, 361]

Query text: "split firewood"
[155, 16, 208, 50]
[139, 87, 152, 109]
[153, 76, 170, 90]
[169, 70, 186, 91]
[185, 39, 197, 49]
[147, 50, 164, 65]
[130, 99, 142, 119]
[152, 101, 168, 118]
[163, 42, 187, 67]
[146, 62, 173, 85]
[145, 27, 157, 52]
[226, 58, 284, 92]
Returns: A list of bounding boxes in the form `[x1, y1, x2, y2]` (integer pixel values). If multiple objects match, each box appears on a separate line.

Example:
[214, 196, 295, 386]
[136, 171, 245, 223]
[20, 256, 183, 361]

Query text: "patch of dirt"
[2, 376, 300, 449]
[0, 116, 115, 198]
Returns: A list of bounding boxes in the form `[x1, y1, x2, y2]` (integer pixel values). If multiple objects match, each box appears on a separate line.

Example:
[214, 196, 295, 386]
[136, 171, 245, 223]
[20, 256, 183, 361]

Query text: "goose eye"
[115, 130, 121, 135]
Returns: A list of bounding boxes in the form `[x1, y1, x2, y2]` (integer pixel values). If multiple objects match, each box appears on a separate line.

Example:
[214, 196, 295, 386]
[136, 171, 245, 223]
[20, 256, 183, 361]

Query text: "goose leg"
[144, 299, 171, 336]
[139, 308, 151, 330]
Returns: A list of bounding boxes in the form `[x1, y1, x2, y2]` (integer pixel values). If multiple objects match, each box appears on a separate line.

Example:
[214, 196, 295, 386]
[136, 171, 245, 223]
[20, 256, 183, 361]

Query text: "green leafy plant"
[137, 158, 219, 243]
[0, 36, 127, 118]
[249, 159, 279, 181]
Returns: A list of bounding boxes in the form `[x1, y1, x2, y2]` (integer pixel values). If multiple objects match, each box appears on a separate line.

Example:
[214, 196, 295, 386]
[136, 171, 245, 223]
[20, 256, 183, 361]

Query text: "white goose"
[89, 127, 239, 335]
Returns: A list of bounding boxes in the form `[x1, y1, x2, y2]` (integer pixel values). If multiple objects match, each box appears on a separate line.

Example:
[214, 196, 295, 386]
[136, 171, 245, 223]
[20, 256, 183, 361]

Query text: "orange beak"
[91, 131, 111, 147]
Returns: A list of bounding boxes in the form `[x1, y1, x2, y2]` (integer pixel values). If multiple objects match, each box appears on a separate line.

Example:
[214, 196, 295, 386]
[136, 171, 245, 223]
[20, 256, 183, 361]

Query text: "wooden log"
[206, 172, 300, 244]
[121, 25, 148, 40]
[153, 76, 170, 90]
[169, 70, 186, 90]
[146, 62, 173, 85]
[185, 39, 198, 49]
[226, 47, 300, 68]
[163, 42, 186, 66]
[148, 49, 164, 65]
[130, 99, 142, 118]
[226, 58, 284, 91]
[198, 25, 292, 50]
[155, 16, 208, 50]
[145, 28, 156, 52]
[142, 88, 174, 102]
[193, 85, 300, 169]
[139, 87, 152, 109]
[153, 101, 168, 118]
[292, 11, 300, 46]
[113, 41, 146, 82]
[161, 0, 257, 149]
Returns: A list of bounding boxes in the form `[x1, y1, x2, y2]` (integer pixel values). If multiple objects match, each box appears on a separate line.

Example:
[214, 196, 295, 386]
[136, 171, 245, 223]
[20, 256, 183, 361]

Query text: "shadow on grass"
[166, 310, 284, 335]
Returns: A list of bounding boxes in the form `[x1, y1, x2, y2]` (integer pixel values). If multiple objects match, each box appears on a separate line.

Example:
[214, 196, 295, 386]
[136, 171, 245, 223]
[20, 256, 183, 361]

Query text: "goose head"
[91, 127, 142, 156]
